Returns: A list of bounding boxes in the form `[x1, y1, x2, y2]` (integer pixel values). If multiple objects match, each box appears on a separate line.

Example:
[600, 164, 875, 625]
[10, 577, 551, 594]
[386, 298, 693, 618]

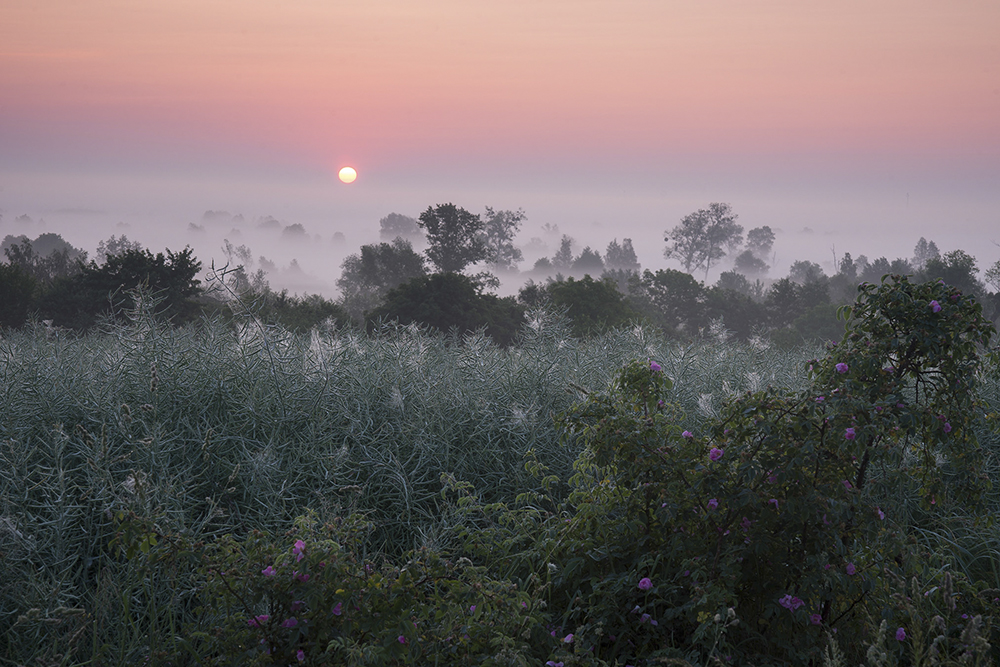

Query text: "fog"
[2, 157, 998, 300]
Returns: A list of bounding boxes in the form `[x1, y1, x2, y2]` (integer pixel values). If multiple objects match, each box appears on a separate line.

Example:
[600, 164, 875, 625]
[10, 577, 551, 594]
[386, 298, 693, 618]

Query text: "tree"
[733, 249, 769, 278]
[629, 268, 708, 337]
[0, 262, 36, 329]
[984, 258, 1000, 294]
[912, 237, 940, 271]
[788, 260, 825, 285]
[482, 207, 525, 272]
[337, 238, 427, 322]
[40, 247, 203, 329]
[546, 275, 640, 337]
[379, 213, 423, 242]
[745, 225, 775, 258]
[417, 204, 488, 273]
[663, 203, 743, 280]
[923, 250, 983, 297]
[3, 233, 87, 284]
[367, 273, 524, 346]
[604, 238, 640, 272]
[97, 234, 144, 262]
[571, 247, 604, 275]
[551, 235, 574, 271]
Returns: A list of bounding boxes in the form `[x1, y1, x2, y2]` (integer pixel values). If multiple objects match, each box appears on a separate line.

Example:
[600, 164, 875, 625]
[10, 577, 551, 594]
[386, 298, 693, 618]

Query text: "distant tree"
[664, 203, 743, 280]
[571, 247, 604, 275]
[379, 213, 423, 242]
[859, 257, 913, 284]
[367, 273, 524, 346]
[788, 260, 825, 285]
[733, 249, 769, 278]
[837, 252, 858, 280]
[765, 277, 802, 329]
[716, 270, 763, 299]
[923, 250, 983, 296]
[530, 257, 554, 276]
[551, 235, 575, 271]
[704, 285, 768, 340]
[254, 291, 350, 332]
[282, 223, 308, 240]
[547, 275, 640, 337]
[984, 259, 1000, 294]
[482, 207, 525, 272]
[337, 238, 427, 322]
[40, 247, 202, 329]
[604, 238, 640, 272]
[745, 226, 775, 258]
[629, 268, 708, 337]
[3, 233, 87, 284]
[517, 279, 549, 308]
[911, 237, 940, 271]
[417, 204, 488, 273]
[97, 234, 144, 262]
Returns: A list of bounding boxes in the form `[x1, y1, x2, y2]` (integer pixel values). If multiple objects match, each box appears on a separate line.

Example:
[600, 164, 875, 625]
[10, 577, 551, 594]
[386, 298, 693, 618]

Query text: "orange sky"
[3, 0, 999, 173]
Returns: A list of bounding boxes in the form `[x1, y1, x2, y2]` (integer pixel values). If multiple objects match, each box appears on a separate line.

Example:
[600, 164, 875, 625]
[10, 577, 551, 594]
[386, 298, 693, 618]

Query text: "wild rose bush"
[181, 512, 545, 666]
[457, 276, 996, 665]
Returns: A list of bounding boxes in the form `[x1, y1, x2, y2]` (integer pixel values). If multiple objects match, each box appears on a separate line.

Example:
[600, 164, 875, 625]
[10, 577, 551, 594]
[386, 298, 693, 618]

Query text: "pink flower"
[778, 595, 804, 611]
[398, 635, 407, 644]
[810, 614, 822, 625]
[638, 577, 653, 590]
[943, 422, 952, 433]
[741, 517, 752, 531]
[835, 362, 849, 374]
[845, 563, 856, 575]
[877, 507, 885, 520]
[650, 361, 662, 372]
[297, 649, 305, 662]
[332, 602, 342, 616]
[291, 600, 305, 613]
[815, 396, 824, 403]
[930, 300, 941, 313]
[896, 627, 906, 641]
[282, 617, 298, 628]
[563, 633, 574, 643]
[709, 447, 724, 461]
[293, 571, 310, 583]
[682, 430, 693, 438]
[261, 565, 276, 577]
[843, 479, 853, 490]
[769, 498, 779, 510]
[292, 539, 306, 562]
[844, 427, 856, 440]
[248, 614, 269, 627]
[707, 498, 718, 511]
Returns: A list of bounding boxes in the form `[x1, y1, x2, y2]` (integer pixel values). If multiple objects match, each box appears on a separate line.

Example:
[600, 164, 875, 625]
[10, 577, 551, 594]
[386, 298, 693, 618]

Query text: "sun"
[338, 166, 357, 184]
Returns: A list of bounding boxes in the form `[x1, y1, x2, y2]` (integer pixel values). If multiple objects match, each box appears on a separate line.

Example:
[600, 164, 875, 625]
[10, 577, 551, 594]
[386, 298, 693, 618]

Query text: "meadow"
[2, 284, 999, 665]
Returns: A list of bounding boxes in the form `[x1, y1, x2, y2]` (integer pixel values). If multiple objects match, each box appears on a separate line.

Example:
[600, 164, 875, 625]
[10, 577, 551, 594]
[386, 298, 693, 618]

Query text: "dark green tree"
[337, 238, 427, 322]
[551, 235, 574, 271]
[547, 275, 639, 337]
[628, 268, 707, 337]
[923, 249, 983, 297]
[733, 249, 769, 278]
[745, 225, 775, 258]
[40, 247, 202, 329]
[417, 204, 488, 273]
[367, 273, 524, 346]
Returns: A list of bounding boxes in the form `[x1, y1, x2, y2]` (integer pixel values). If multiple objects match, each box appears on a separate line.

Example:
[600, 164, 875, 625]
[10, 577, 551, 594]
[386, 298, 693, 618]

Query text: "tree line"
[2, 203, 999, 346]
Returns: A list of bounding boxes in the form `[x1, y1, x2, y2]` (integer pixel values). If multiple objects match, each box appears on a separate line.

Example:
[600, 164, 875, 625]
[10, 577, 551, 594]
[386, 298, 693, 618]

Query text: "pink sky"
[1, 1, 999, 290]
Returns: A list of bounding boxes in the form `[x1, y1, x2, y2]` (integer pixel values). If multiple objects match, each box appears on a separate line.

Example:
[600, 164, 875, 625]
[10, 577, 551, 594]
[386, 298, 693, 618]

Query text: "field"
[2, 297, 999, 665]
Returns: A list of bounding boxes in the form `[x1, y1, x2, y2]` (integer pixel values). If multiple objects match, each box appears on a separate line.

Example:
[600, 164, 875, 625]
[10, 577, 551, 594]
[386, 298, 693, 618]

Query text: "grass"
[1, 302, 996, 664]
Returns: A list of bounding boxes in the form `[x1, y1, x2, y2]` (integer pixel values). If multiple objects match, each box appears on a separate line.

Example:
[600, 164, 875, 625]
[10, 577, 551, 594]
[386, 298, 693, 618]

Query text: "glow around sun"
[338, 166, 357, 183]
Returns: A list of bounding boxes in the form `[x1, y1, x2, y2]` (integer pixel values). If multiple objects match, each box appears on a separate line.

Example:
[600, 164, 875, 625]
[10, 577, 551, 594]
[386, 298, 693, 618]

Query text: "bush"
[459, 276, 996, 665]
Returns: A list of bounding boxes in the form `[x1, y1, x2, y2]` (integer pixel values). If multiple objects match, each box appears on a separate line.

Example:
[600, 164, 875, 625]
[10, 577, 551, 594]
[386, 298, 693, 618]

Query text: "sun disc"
[338, 166, 357, 184]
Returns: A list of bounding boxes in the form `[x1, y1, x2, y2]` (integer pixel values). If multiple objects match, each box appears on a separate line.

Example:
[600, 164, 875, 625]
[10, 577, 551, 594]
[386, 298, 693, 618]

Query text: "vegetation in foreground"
[2, 277, 1000, 665]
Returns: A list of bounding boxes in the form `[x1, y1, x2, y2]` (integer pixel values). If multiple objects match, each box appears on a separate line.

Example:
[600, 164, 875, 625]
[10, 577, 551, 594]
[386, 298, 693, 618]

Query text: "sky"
[2, 0, 999, 295]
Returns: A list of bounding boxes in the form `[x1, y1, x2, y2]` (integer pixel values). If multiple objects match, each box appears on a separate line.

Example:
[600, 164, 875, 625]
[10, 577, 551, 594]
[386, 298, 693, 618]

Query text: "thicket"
[1, 278, 999, 665]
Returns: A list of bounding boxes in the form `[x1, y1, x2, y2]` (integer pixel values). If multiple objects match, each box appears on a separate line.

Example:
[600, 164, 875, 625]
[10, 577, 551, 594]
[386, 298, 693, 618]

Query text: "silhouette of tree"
[417, 204, 488, 273]
[664, 203, 743, 280]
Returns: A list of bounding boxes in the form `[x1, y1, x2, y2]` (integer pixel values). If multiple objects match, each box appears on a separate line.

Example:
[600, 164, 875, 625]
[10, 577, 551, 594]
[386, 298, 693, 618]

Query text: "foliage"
[628, 268, 708, 337]
[604, 238, 640, 272]
[663, 203, 744, 280]
[3, 232, 87, 285]
[571, 247, 605, 275]
[551, 235, 575, 272]
[418, 204, 488, 274]
[923, 250, 984, 298]
[482, 207, 526, 273]
[546, 275, 640, 337]
[0, 261, 37, 329]
[379, 212, 423, 242]
[38, 246, 203, 329]
[461, 276, 996, 665]
[337, 238, 427, 323]
[367, 273, 525, 346]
